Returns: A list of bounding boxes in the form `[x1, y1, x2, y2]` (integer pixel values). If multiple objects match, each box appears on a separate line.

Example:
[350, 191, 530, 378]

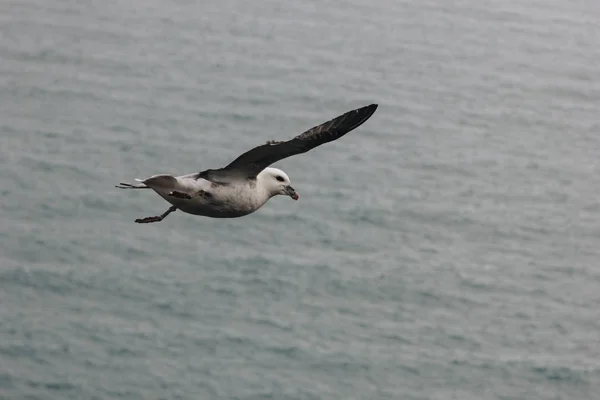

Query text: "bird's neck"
[255, 172, 277, 200]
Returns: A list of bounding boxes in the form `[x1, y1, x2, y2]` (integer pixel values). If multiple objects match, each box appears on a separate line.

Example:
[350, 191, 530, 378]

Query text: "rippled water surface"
[1, 0, 600, 399]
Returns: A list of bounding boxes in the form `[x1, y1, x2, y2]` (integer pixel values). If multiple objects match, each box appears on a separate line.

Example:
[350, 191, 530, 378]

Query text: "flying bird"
[116, 103, 378, 223]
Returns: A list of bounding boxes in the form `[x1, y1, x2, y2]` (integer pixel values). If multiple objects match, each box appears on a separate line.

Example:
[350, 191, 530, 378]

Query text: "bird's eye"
[276, 176, 285, 182]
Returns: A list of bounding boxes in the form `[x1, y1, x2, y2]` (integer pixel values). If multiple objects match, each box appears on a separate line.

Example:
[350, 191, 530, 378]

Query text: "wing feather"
[199, 103, 378, 181]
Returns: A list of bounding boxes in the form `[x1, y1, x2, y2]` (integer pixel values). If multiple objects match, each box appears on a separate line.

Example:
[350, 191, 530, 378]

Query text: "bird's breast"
[175, 181, 268, 218]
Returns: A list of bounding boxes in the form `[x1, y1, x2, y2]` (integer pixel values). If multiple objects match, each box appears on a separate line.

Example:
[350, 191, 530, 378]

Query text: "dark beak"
[285, 185, 299, 200]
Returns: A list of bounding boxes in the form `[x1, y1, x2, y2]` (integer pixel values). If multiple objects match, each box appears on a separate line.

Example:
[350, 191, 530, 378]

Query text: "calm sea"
[1, 0, 599, 399]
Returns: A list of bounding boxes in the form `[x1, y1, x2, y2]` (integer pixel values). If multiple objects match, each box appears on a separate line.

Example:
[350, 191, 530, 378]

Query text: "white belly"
[150, 175, 269, 218]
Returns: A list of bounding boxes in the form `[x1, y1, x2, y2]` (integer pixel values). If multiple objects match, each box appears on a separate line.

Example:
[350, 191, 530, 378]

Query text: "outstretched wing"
[199, 103, 378, 182]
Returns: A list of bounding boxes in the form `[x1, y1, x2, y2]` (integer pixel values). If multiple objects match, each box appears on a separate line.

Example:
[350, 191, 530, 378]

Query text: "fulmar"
[116, 104, 378, 223]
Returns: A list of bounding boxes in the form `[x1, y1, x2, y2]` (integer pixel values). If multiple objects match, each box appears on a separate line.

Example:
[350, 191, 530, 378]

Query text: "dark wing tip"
[295, 102, 379, 143]
[358, 103, 378, 113]
[353, 103, 378, 127]
[339, 103, 378, 135]
[330, 102, 378, 132]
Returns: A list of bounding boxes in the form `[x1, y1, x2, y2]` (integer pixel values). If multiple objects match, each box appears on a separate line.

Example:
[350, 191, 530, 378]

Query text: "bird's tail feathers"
[116, 174, 180, 195]
[137, 174, 178, 190]
[115, 180, 149, 189]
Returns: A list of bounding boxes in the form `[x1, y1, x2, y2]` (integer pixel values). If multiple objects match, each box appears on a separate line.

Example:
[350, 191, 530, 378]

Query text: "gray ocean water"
[2, 0, 600, 399]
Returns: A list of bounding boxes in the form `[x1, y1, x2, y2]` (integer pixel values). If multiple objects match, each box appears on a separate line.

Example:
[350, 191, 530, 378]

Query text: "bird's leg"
[135, 206, 177, 224]
[168, 190, 206, 200]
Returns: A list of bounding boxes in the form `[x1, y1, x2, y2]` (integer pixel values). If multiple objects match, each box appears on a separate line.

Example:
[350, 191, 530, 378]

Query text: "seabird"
[116, 103, 378, 223]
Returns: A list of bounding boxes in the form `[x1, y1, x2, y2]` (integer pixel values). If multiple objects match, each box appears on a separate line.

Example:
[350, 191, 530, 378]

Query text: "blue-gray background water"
[1, 0, 599, 399]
